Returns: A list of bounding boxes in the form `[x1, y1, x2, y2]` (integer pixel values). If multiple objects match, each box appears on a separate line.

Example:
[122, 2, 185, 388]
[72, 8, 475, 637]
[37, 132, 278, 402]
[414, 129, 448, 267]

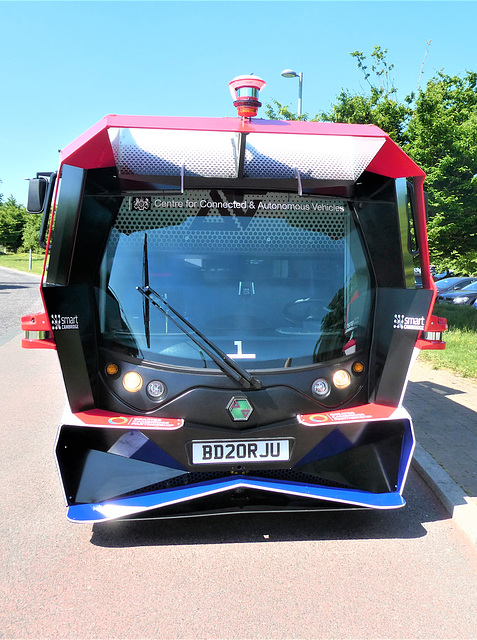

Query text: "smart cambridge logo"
[393, 314, 425, 330]
[50, 314, 79, 331]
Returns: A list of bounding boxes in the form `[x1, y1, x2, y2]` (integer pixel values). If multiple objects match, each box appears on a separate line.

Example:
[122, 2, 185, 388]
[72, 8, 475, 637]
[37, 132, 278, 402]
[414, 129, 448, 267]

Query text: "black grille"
[120, 467, 349, 499]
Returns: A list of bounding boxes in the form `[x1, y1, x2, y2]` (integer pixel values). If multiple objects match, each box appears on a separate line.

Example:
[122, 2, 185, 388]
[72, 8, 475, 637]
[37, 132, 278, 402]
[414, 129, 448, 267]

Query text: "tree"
[266, 47, 413, 144]
[22, 212, 43, 252]
[265, 47, 477, 274]
[406, 71, 477, 274]
[0, 196, 27, 252]
[264, 99, 307, 121]
[319, 46, 413, 146]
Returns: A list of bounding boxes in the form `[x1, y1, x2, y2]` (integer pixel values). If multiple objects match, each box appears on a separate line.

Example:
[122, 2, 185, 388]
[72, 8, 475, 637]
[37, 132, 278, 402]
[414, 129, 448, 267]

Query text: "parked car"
[432, 268, 453, 281]
[433, 272, 452, 281]
[437, 281, 477, 305]
[434, 276, 477, 294]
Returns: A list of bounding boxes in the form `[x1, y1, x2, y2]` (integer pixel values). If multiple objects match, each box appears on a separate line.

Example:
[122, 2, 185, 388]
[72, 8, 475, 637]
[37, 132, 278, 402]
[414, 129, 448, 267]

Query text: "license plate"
[191, 439, 291, 464]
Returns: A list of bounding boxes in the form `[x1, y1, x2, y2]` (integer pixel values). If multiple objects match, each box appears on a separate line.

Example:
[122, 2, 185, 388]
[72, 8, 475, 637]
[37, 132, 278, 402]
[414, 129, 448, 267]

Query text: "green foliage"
[264, 99, 308, 121]
[420, 326, 477, 379]
[0, 180, 43, 253]
[319, 47, 414, 146]
[0, 195, 27, 252]
[0, 251, 44, 275]
[266, 47, 414, 143]
[21, 213, 43, 252]
[266, 47, 477, 276]
[419, 303, 477, 379]
[406, 72, 477, 274]
[433, 302, 477, 332]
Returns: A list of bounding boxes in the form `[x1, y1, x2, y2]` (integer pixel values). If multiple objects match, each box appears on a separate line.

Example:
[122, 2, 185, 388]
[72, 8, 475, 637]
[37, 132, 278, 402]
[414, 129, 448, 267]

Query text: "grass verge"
[420, 303, 477, 379]
[0, 252, 44, 276]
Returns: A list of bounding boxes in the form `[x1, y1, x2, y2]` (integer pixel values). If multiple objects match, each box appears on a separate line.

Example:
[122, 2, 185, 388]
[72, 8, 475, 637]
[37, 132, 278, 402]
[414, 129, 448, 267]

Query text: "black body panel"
[42, 168, 434, 416]
[56, 417, 408, 507]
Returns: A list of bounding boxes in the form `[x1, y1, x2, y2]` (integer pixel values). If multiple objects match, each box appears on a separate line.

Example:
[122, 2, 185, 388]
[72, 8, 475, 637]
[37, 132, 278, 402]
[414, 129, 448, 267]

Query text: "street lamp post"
[281, 69, 303, 117]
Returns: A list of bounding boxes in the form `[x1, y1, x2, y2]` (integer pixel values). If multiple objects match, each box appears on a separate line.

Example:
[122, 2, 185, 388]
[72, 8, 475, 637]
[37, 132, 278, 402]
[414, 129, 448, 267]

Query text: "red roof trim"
[60, 114, 424, 178]
[367, 137, 424, 178]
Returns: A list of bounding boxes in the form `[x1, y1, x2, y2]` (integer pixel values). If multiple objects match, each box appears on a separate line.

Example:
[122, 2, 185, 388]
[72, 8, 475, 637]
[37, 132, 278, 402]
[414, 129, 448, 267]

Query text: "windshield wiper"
[136, 285, 262, 390]
[142, 233, 151, 349]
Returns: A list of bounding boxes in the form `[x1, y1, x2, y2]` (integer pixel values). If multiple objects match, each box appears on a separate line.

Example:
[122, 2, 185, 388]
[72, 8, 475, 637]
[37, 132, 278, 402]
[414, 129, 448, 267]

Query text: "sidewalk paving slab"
[406, 358, 477, 548]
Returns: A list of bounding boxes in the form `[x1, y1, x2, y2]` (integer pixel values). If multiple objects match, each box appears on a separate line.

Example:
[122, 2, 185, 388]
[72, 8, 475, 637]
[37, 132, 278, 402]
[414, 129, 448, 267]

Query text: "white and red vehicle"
[23, 76, 446, 523]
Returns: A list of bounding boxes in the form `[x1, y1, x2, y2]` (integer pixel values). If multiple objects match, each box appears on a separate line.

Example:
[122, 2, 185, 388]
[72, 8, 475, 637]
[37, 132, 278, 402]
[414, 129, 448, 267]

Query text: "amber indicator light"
[106, 363, 119, 376]
[352, 361, 365, 374]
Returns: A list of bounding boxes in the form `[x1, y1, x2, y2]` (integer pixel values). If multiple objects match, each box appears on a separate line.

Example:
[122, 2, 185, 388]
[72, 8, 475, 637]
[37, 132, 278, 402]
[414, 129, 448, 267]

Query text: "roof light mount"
[229, 74, 266, 121]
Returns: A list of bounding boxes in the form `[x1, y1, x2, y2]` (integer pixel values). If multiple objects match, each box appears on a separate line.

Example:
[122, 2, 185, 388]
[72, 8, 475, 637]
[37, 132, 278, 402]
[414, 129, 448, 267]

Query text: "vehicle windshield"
[435, 278, 465, 290]
[459, 282, 477, 292]
[96, 190, 373, 371]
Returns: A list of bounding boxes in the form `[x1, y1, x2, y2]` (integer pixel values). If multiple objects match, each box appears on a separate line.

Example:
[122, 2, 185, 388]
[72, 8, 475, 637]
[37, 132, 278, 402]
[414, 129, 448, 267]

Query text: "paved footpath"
[406, 358, 477, 546]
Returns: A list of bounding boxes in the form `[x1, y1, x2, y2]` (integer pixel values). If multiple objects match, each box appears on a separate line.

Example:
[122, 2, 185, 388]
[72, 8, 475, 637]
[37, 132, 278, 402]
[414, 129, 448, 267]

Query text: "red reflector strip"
[298, 404, 397, 426]
[74, 410, 183, 429]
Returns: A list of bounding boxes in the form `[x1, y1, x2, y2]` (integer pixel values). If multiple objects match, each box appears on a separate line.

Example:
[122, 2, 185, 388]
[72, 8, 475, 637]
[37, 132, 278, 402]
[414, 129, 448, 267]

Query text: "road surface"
[0, 266, 43, 345]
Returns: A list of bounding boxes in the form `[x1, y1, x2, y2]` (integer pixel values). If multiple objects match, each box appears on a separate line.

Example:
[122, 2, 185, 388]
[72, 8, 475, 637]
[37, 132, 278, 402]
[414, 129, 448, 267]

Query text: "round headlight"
[122, 371, 143, 393]
[332, 369, 351, 389]
[146, 380, 167, 400]
[311, 378, 330, 397]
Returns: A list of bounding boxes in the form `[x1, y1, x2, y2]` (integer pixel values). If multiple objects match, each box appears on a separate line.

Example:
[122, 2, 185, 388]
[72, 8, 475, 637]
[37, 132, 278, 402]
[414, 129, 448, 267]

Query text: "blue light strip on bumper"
[67, 475, 406, 523]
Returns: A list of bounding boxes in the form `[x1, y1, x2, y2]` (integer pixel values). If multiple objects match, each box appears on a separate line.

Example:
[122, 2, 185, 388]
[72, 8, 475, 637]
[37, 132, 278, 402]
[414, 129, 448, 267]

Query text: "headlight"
[332, 369, 351, 389]
[453, 296, 469, 304]
[122, 371, 143, 392]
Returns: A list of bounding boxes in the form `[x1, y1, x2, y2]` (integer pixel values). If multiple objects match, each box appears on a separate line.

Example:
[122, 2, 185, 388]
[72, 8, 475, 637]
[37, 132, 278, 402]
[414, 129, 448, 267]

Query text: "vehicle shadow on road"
[407, 379, 467, 398]
[0, 283, 32, 292]
[90, 470, 449, 548]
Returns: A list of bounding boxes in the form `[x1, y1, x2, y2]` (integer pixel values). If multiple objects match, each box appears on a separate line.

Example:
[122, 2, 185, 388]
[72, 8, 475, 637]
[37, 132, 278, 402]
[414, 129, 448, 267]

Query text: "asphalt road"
[0, 266, 43, 345]
[2, 268, 477, 639]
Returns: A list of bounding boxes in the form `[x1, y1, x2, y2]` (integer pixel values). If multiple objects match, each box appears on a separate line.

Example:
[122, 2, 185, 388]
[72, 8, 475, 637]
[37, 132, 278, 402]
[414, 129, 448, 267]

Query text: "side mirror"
[27, 172, 57, 249]
[27, 177, 48, 214]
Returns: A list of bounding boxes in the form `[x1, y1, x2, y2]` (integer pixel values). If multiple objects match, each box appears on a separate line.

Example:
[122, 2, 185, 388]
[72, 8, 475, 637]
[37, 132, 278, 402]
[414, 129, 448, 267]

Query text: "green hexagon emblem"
[227, 397, 253, 421]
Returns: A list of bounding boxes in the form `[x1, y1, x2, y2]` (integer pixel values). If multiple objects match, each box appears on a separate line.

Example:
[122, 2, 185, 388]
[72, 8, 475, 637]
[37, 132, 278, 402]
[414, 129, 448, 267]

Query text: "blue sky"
[1, 0, 476, 205]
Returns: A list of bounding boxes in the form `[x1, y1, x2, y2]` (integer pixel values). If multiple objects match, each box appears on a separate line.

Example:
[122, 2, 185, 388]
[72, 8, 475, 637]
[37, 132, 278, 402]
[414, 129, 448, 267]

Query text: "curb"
[412, 443, 477, 548]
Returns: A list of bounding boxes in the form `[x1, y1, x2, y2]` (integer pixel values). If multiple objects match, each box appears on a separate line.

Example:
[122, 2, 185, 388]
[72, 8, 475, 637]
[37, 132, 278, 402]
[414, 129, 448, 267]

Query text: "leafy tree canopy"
[0, 177, 44, 253]
[22, 212, 43, 252]
[319, 47, 414, 146]
[406, 71, 477, 274]
[264, 100, 309, 121]
[265, 47, 477, 274]
[0, 194, 28, 252]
